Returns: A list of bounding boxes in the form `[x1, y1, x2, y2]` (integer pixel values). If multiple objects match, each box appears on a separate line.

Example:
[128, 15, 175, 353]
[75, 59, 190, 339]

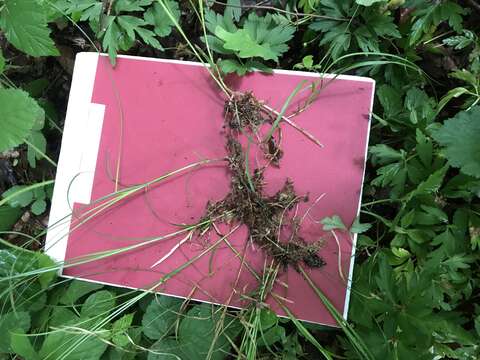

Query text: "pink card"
[46, 53, 374, 326]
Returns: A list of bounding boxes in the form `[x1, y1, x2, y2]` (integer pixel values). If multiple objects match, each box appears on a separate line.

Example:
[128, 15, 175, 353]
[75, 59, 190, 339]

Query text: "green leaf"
[320, 215, 347, 231]
[0, 205, 22, 231]
[27, 131, 47, 168]
[179, 304, 240, 360]
[0, 0, 59, 56]
[81, 290, 115, 318]
[2, 185, 34, 207]
[211, 12, 294, 62]
[376, 85, 403, 117]
[370, 144, 404, 164]
[102, 16, 122, 65]
[302, 55, 314, 69]
[0, 88, 45, 152]
[215, 26, 278, 61]
[0, 49, 5, 74]
[350, 217, 372, 234]
[144, 0, 180, 37]
[10, 331, 39, 360]
[39, 327, 108, 360]
[260, 309, 278, 330]
[112, 313, 134, 347]
[0, 312, 30, 353]
[60, 280, 104, 305]
[218, 59, 248, 75]
[115, 0, 153, 12]
[408, 164, 449, 199]
[148, 337, 185, 360]
[30, 199, 47, 215]
[224, 0, 241, 22]
[355, 0, 385, 6]
[432, 106, 480, 178]
[142, 296, 182, 340]
[416, 130, 432, 168]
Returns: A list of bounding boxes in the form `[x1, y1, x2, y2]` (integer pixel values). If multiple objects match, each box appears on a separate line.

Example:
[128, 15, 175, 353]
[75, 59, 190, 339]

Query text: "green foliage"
[2, 183, 52, 215]
[148, 303, 241, 360]
[309, 0, 400, 59]
[0, 88, 44, 153]
[0, 0, 59, 56]
[0, 49, 5, 73]
[205, 10, 295, 75]
[432, 106, 480, 178]
[57, 0, 180, 64]
[0, 311, 30, 353]
[142, 295, 182, 340]
[408, 1, 467, 45]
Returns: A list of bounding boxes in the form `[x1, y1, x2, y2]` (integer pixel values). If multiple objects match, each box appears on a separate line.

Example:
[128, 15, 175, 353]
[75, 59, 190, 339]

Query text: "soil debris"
[224, 92, 267, 131]
[200, 92, 326, 271]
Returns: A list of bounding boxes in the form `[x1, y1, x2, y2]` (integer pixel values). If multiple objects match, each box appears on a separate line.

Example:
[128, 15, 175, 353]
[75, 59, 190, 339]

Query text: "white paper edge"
[46, 52, 375, 326]
[45, 52, 103, 264]
[342, 81, 376, 320]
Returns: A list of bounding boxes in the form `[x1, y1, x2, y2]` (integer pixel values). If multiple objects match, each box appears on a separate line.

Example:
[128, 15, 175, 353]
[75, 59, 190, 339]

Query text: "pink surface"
[63, 55, 373, 326]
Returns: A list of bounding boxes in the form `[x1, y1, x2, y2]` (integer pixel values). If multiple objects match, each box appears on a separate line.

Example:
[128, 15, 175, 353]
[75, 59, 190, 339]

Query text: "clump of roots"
[224, 92, 283, 166]
[224, 92, 267, 131]
[202, 134, 325, 271]
[199, 91, 325, 271]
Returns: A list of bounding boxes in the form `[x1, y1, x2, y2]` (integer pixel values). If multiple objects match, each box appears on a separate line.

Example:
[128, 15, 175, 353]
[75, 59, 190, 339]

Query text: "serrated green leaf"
[0, 88, 44, 152]
[148, 337, 185, 360]
[408, 164, 449, 199]
[369, 144, 404, 164]
[432, 106, 480, 178]
[142, 296, 182, 340]
[209, 12, 294, 63]
[350, 217, 372, 234]
[215, 26, 278, 61]
[115, 0, 153, 12]
[179, 304, 240, 360]
[39, 326, 109, 360]
[224, 0, 241, 22]
[0, 312, 30, 353]
[81, 290, 115, 318]
[0, 0, 59, 56]
[320, 215, 347, 231]
[10, 331, 38, 360]
[144, 1, 179, 37]
[112, 313, 134, 347]
[116, 15, 147, 41]
[60, 280, 104, 305]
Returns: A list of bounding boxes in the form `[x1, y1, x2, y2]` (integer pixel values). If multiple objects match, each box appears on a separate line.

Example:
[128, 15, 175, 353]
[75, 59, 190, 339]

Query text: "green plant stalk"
[24, 138, 57, 167]
[263, 80, 308, 143]
[299, 266, 374, 360]
[53, 225, 240, 360]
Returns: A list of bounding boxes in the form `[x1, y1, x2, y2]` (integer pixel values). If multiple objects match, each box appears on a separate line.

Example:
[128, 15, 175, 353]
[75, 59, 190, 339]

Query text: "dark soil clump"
[200, 93, 325, 271]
